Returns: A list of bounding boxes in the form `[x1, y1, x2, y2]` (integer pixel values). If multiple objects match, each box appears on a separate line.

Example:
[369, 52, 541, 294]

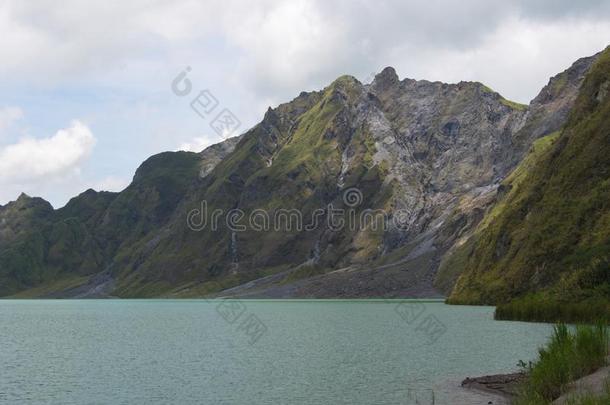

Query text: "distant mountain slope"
[0, 49, 603, 298]
[445, 47, 610, 306]
[0, 151, 219, 296]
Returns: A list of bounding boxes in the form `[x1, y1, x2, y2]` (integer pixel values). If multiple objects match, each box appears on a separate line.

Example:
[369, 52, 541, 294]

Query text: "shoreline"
[462, 356, 610, 404]
[461, 372, 525, 402]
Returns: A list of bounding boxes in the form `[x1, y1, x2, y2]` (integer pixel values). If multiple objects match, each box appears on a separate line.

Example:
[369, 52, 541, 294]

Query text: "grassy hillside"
[446, 48, 610, 316]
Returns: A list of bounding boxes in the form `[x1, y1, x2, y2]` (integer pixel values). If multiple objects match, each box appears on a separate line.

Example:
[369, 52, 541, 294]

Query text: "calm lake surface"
[0, 300, 553, 404]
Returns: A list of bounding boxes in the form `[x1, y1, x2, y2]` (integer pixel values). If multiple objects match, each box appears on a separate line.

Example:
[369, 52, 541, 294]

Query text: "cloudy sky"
[1, 0, 609, 207]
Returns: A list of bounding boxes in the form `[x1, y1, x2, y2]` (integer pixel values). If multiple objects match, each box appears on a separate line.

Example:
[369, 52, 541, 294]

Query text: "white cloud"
[1, 0, 609, 207]
[1, 0, 608, 101]
[92, 176, 130, 192]
[0, 120, 96, 181]
[225, 0, 347, 94]
[176, 136, 213, 152]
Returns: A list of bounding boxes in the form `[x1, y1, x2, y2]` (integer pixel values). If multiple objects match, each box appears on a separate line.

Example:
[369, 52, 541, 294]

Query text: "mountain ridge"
[0, 49, 602, 298]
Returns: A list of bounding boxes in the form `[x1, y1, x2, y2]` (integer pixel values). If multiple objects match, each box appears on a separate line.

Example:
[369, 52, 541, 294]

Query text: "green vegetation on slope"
[446, 48, 610, 310]
[495, 257, 610, 323]
[500, 97, 528, 111]
[110, 76, 394, 297]
[7, 274, 89, 298]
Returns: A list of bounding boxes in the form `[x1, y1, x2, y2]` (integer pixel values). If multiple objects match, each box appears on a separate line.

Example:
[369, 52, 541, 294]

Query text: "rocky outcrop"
[198, 135, 243, 178]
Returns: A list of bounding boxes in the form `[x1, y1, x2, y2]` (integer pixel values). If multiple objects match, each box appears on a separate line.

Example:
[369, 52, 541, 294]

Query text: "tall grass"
[495, 297, 610, 324]
[516, 324, 609, 405]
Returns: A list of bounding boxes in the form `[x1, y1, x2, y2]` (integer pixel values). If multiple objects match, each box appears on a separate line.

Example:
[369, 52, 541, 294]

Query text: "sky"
[1, 0, 609, 207]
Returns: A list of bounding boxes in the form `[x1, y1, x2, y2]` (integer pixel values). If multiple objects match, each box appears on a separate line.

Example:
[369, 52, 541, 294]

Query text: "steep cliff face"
[435, 52, 601, 294]
[445, 48, 610, 305]
[0, 49, 603, 298]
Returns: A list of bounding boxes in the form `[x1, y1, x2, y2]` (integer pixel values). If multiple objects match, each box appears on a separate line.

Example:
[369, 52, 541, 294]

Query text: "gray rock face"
[362, 77, 525, 247]
[216, 52, 597, 298]
[198, 135, 243, 178]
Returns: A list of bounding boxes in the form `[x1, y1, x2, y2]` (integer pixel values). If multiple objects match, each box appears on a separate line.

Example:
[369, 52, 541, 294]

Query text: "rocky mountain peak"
[17, 192, 31, 201]
[371, 66, 399, 92]
[327, 75, 363, 102]
[11, 193, 53, 212]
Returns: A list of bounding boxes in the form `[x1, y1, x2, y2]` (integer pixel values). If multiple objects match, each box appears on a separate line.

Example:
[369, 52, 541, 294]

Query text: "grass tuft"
[516, 324, 609, 404]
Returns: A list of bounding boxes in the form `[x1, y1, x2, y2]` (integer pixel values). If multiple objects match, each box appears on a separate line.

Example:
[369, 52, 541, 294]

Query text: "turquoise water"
[0, 300, 552, 404]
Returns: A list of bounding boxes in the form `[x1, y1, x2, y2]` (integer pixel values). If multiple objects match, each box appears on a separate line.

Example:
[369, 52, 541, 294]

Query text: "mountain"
[0, 49, 604, 298]
[444, 47, 610, 313]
